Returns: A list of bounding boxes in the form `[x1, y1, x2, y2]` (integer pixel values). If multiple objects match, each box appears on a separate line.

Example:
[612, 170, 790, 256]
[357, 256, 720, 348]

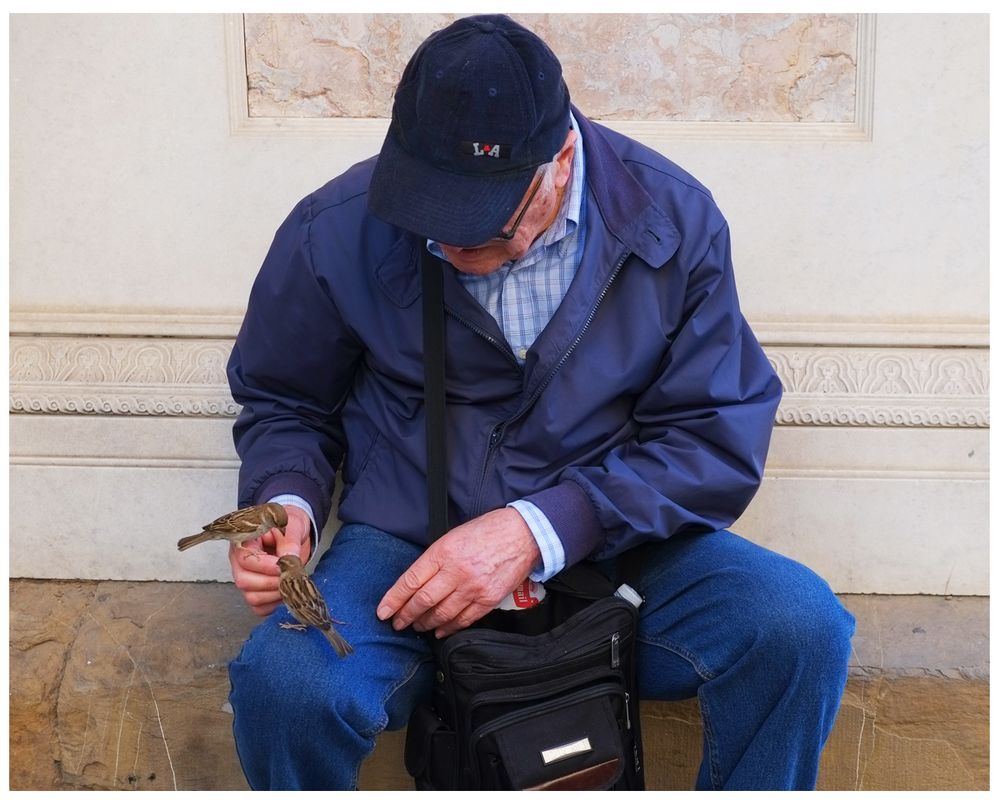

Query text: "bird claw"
[279, 622, 307, 632]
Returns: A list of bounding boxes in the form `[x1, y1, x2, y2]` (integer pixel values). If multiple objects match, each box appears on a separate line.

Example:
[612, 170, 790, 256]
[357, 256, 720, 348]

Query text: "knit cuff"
[523, 480, 605, 568]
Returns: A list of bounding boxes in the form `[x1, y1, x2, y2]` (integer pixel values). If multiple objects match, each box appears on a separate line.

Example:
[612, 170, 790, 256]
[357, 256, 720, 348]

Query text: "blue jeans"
[229, 525, 855, 790]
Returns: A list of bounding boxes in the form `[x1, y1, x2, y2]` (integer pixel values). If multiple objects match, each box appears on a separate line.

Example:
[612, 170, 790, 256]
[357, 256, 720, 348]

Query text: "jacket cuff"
[250, 472, 328, 527]
[523, 481, 605, 568]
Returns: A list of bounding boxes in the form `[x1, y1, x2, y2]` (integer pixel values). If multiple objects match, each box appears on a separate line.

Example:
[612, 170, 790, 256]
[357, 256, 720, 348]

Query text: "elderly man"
[225, 14, 854, 790]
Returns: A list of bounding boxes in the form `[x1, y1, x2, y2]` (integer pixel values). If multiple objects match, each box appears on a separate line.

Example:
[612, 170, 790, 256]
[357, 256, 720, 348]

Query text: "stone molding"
[11, 310, 989, 347]
[9, 335, 988, 427]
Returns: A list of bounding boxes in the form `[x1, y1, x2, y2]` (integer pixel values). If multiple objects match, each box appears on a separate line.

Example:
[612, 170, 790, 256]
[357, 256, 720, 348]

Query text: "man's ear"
[553, 128, 577, 188]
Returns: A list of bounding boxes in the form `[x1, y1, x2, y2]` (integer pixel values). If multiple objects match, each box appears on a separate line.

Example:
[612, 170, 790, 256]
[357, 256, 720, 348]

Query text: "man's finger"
[249, 597, 281, 618]
[396, 575, 469, 631]
[411, 589, 472, 633]
[230, 543, 281, 576]
[376, 555, 441, 621]
[232, 568, 281, 593]
[244, 588, 283, 609]
[273, 527, 305, 559]
[275, 507, 312, 562]
[433, 601, 492, 639]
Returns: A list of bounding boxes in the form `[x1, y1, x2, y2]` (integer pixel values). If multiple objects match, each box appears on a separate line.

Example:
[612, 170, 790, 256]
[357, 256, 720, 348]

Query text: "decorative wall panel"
[230, 13, 875, 140]
[243, 13, 860, 123]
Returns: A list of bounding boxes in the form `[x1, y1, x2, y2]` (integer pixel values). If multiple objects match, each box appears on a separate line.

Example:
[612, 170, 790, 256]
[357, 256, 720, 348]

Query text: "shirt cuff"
[507, 499, 566, 582]
[267, 494, 319, 555]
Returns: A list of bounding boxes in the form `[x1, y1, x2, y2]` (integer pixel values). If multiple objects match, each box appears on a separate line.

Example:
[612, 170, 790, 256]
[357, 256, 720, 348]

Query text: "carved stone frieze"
[9, 336, 990, 426]
[768, 349, 988, 397]
[766, 347, 988, 427]
[10, 337, 238, 417]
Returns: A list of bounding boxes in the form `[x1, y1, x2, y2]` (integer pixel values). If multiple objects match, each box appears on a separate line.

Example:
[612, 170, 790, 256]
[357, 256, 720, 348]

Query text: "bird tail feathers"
[177, 532, 213, 551]
[324, 628, 353, 658]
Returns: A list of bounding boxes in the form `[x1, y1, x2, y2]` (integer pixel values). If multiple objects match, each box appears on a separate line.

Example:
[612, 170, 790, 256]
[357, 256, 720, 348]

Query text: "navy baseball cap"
[368, 15, 571, 247]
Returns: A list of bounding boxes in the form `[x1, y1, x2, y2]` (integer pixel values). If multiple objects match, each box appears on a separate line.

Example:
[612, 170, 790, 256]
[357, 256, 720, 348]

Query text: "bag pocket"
[464, 665, 623, 732]
[469, 682, 628, 790]
[440, 596, 637, 677]
[404, 703, 457, 789]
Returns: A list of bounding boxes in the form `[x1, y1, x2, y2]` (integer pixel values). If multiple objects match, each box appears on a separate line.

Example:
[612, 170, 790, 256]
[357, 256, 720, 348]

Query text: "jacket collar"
[374, 109, 680, 307]
[572, 108, 679, 269]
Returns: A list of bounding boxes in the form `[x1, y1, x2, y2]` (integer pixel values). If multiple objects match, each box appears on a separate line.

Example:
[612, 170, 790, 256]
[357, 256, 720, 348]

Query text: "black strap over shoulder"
[422, 248, 449, 543]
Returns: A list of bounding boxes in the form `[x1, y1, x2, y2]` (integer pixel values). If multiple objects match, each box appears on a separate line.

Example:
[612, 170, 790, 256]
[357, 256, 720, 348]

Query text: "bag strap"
[422, 248, 449, 542]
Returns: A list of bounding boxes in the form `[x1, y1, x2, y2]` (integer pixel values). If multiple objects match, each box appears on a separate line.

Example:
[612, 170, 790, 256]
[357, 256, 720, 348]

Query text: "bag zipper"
[467, 665, 623, 717]
[441, 603, 634, 673]
[469, 681, 625, 743]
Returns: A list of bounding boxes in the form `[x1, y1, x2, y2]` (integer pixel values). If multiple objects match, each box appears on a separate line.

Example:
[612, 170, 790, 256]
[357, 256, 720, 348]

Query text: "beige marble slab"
[244, 13, 859, 123]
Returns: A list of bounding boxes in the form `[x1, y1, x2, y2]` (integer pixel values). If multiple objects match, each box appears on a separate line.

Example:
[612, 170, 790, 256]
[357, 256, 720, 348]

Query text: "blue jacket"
[228, 111, 782, 567]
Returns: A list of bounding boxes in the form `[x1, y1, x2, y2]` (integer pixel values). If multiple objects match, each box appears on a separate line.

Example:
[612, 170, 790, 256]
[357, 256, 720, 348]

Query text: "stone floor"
[8, 580, 989, 790]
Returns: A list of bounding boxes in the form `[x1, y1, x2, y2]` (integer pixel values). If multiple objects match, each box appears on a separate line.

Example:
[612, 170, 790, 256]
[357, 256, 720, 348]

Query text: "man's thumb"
[274, 507, 311, 561]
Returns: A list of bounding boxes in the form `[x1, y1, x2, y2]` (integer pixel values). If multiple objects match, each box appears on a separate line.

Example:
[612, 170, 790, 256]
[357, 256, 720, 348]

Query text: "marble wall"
[8, 14, 989, 592]
[244, 13, 860, 123]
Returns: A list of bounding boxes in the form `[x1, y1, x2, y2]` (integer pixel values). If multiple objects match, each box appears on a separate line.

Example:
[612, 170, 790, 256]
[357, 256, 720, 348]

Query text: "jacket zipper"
[446, 309, 521, 368]
[468, 250, 632, 517]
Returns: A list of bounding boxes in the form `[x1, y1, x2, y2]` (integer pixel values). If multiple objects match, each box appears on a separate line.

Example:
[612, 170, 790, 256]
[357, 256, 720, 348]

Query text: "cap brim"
[367, 129, 537, 248]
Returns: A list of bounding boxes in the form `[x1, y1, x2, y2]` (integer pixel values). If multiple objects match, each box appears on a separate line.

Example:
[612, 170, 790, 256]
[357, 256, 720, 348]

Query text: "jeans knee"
[764, 574, 855, 680]
[229, 622, 375, 740]
[228, 623, 389, 790]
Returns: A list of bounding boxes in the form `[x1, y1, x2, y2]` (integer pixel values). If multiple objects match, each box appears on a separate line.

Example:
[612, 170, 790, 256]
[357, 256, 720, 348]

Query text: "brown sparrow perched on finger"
[277, 554, 353, 658]
[177, 502, 287, 552]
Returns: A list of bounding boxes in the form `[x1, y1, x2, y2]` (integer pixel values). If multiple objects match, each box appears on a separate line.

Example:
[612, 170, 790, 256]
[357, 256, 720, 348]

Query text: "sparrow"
[177, 502, 288, 553]
[277, 554, 353, 658]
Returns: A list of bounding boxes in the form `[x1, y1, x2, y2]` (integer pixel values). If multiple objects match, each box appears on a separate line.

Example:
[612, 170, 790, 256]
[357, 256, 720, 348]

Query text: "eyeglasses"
[494, 172, 545, 241]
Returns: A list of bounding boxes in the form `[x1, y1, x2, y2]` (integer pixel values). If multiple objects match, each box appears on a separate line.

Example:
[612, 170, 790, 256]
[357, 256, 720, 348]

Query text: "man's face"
[439, 131, 576, 276]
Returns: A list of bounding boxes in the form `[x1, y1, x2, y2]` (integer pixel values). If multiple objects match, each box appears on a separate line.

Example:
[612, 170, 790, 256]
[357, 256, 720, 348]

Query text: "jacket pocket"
[338, 430, 382, 509]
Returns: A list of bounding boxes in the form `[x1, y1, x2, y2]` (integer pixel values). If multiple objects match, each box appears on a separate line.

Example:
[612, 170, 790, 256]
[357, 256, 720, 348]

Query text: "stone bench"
[9, 580, 988, 790]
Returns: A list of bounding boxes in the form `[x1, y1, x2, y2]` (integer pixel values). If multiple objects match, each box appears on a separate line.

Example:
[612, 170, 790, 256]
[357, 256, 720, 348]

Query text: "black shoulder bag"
[404, 250, 646, 791]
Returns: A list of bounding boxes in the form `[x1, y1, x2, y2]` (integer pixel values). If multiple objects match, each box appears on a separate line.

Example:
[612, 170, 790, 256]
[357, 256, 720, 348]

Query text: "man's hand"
[230, 504, 312, 617]
[376, 507, 541, 638]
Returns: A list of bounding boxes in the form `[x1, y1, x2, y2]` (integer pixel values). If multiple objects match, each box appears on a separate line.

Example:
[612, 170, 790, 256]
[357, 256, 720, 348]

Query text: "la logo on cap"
[461, 141, 511, 159]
